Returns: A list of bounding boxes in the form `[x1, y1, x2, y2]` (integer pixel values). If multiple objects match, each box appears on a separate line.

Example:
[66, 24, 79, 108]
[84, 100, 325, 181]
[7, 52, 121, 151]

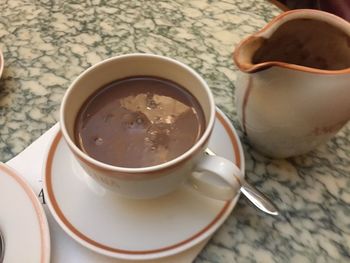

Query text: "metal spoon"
[206, 148, 279, 216]
[0, 228, 4, 263]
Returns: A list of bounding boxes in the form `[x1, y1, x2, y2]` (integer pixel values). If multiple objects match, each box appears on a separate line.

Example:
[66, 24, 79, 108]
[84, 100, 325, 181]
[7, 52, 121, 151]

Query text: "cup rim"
[60, 53, 216, 174]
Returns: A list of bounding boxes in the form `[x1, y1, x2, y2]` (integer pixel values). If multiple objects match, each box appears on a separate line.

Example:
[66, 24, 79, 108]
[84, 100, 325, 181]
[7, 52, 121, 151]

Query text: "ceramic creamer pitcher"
[233, 9, 350, 158]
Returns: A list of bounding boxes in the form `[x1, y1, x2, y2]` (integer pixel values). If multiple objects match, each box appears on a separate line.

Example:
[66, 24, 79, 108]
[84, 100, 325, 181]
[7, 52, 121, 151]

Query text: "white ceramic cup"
[60, 53, 241, 200]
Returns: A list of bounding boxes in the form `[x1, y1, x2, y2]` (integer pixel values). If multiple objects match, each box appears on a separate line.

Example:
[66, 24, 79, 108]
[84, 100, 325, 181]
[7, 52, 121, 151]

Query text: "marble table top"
[0, 0, 349, 262]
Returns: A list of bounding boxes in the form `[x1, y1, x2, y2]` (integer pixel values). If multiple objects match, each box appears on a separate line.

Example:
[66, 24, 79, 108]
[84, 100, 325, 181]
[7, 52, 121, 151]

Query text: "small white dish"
[0, 163, 50, 263]
[43, 108, 245, 261]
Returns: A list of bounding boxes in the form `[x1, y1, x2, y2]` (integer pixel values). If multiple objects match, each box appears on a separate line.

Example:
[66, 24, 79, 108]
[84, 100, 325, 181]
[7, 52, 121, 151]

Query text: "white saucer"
[0, 163, 50, 263]
[43, 108, 245, 261]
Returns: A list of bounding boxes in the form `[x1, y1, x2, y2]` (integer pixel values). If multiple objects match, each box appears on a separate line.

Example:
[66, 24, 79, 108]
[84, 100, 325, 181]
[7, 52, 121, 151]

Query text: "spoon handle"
[205, 148, 279, 216]
[240, 179, 279, 216]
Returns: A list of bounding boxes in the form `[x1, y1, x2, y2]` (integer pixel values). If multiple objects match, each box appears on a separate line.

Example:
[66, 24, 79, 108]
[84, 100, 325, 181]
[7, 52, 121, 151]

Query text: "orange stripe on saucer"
[0, 163, 50, 263]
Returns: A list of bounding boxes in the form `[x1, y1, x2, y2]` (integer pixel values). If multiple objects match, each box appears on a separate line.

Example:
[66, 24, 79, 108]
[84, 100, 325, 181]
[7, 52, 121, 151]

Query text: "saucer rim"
[0, 163, 51, 263]
[44, 108, 244, 260]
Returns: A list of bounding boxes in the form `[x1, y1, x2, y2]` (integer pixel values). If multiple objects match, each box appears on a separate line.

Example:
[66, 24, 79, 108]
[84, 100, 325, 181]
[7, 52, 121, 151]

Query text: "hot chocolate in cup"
[60, 53, 242, 199]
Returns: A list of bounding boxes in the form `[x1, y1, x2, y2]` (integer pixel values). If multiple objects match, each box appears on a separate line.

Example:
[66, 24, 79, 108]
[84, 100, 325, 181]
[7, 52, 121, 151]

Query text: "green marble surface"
[0, 0, 349, 262]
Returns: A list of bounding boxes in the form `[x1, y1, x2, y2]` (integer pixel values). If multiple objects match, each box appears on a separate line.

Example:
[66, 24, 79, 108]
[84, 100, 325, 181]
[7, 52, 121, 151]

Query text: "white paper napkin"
[6, 123, 209, 263]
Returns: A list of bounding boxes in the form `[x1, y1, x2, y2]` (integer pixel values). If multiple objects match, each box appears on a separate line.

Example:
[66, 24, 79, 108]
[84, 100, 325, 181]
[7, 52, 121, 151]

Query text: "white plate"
[43, 108, 245, 261]
[0, 163, 50, 263]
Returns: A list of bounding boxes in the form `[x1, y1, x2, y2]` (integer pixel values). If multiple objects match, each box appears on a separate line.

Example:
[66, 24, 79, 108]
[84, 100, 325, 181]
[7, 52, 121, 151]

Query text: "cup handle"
[189, 155, 242, 200]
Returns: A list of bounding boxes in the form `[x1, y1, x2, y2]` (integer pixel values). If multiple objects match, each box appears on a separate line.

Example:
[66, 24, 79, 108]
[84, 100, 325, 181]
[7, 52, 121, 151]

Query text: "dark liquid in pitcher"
[74, 76, 206, 168]
[253, 19, 350, 70]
